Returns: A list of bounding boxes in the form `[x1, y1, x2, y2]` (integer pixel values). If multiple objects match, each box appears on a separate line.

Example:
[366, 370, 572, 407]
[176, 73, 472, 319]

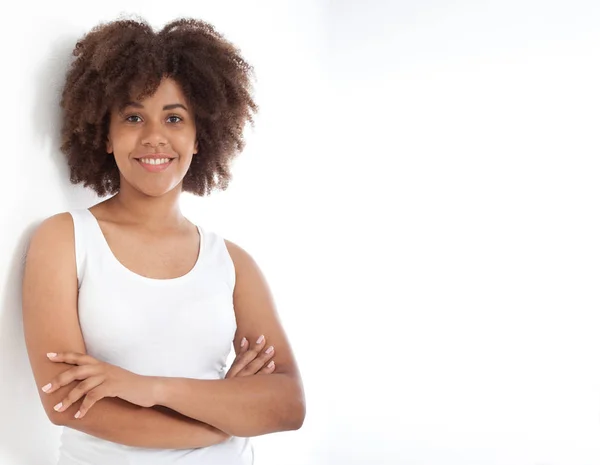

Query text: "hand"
[225, 334, 276, 379]
[42, 352, 156, 419]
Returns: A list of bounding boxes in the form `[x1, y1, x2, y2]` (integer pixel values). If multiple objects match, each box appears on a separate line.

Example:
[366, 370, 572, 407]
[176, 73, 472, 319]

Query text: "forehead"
[119, 77, 190, 109]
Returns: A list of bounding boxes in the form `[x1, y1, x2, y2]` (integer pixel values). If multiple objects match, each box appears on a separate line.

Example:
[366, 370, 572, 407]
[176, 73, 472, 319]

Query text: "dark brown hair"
[60, 17, 257, 197]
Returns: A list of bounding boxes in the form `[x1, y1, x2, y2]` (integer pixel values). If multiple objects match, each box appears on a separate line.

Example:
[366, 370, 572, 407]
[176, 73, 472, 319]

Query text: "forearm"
[54, 396, 230, 449]
[154, 373, 305, 437]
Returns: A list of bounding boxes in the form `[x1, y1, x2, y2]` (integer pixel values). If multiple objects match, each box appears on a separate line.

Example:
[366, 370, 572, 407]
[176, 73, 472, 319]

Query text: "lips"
[134, 153, 176, 160]
[135, 157, 174, 173]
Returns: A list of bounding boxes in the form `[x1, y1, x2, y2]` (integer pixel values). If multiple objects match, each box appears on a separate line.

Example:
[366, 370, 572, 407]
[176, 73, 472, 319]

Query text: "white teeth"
[139, 158, 171, 165]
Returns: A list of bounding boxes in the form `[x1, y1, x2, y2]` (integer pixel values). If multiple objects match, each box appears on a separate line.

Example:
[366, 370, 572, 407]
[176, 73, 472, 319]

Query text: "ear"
[106, 137, 113, 154]
[193, 140, 198, 155]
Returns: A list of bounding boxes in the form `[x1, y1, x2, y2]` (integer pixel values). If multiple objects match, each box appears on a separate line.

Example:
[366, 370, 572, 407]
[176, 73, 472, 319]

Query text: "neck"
[107, 183, 187, 232]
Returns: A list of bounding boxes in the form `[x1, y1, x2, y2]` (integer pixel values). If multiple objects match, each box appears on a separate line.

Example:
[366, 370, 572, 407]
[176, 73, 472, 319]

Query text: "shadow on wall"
[31, 31, 100, 212]
[0, 222, 59, 464]
[0, 33, 98, 464]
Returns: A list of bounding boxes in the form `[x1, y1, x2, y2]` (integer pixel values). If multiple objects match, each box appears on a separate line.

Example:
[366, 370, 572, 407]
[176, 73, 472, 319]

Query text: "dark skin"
[23, 77, 305, 445]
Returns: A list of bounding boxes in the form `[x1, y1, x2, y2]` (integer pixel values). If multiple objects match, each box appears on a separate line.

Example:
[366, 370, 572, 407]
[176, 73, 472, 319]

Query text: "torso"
[60, 204, 253, 464]
[88, 202, 201, 280]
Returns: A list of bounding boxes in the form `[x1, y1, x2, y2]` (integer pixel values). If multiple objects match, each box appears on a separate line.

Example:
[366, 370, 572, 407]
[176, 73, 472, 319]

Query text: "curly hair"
[59, 17, 258, 197]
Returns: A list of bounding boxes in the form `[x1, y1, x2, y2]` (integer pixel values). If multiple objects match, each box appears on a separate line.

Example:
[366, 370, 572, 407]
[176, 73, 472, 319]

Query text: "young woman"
[22, 17, 305, 464]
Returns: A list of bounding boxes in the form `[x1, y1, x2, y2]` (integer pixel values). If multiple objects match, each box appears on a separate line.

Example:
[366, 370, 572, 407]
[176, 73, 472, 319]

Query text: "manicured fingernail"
[47, 353, 57, 359]
[241, 337, 247, 348]
[41, 383, 52, 393]
[53, 402, 63, 411]
[74, 410, 81, 419]
[256, 335, 264, 344]
[265, 346, 274, 354]
[267, 361, 275, 368]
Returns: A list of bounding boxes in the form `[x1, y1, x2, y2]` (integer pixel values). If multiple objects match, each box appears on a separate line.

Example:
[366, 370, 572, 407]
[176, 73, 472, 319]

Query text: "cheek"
[111, 136, 138, 162]
[112, 131, 135, 148]
[177, 129, 197, 149]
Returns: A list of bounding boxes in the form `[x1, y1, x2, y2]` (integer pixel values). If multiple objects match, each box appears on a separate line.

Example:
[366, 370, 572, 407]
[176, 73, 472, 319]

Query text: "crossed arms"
[22, 213, 305, 448]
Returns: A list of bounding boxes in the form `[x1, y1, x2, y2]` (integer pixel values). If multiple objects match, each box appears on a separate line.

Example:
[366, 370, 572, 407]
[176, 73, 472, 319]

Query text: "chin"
[142, 187, 178, 198]
[132, 181, 182, 198]
[117, 170, 186, 198]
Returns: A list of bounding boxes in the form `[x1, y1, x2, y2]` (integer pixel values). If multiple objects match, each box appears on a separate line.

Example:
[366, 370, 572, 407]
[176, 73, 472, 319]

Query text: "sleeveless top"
[57, 208, 253, 465]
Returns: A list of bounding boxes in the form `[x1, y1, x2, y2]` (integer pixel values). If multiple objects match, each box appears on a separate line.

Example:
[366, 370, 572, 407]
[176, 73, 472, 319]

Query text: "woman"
[22, 17, 305, 464]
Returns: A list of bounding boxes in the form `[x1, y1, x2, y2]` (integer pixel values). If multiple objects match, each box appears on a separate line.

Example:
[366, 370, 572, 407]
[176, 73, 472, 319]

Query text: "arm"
[22, 213, 229, 449]
[152, 240, 306, 437]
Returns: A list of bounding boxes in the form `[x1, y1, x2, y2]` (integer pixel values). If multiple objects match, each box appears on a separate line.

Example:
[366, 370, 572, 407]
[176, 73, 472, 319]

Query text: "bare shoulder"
[25, 212, 76, 266]
[27, 211, 74, 253]
[222, 237, 272, 315]
[223, 238, 273, 293]
[223, 239, 258, 272]
[29, 212, 74, 244]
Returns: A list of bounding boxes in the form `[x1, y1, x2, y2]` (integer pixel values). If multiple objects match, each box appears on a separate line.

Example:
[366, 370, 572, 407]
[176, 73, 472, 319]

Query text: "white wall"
[2, 1, 600, 464]
[320, 1, 600, 464]
[0, 1, 324, 464]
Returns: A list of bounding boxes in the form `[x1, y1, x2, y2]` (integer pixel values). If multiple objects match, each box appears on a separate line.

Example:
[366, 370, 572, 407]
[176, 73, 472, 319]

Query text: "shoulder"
[23, 212, 78, 304]
[26, 212, 75, 260]
[223, 239, 248, 261]
[223, 239, 260, 275]
[222, 239, 272, 300]
[30, 212, 74, 241]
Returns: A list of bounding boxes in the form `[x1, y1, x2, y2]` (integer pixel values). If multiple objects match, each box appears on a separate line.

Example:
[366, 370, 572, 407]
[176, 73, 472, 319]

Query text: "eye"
[167, 115, 183, 124]
[125, 115, 142, 123]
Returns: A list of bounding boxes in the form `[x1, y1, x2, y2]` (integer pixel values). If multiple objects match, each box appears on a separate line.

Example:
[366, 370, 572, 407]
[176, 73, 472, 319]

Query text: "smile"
[136, 158, 174, 173]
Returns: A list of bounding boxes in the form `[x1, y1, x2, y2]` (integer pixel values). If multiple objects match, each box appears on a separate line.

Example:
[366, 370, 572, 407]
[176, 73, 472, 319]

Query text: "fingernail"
[41, 383, 52, 393]
[256, 335, 264, 344]
[265, 346, 274, 354]
[267, 361, 275, 368]
[241, 337, 247, 348]
[74, 410, 81, 419]
[53, 402, 63, 412]
[47, 353, 57, 359]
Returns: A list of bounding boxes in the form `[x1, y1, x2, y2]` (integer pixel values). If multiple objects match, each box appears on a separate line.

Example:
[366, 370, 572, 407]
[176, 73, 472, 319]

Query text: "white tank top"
[57, 208, 253, 465]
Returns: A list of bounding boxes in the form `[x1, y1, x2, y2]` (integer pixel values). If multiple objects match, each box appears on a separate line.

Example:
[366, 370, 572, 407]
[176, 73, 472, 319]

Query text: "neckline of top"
[83, 208, 204, 284]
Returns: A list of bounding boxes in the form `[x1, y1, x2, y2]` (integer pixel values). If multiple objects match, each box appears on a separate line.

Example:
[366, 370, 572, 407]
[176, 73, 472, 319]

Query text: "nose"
[141, 119, 168, 148]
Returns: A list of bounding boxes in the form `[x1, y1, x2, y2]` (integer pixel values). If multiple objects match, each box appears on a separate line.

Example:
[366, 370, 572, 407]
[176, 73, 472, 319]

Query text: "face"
[106, 77, 198, 198]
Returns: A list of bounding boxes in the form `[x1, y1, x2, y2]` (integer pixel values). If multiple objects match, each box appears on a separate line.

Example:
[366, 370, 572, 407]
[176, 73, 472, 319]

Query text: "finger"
[226, 349, 256, 379]
[239, 345, 276, 376]
[254, 334, 267, 350]
[226, 335, 267, 378]
[225, 337, 251, 379]
[257, 360, 276, 375]
[42, 365, 99, 394]
[53, 376, 104, 413]
[76, 387, 106, 419]
[238, 335, 267, 366]
[47, 352, 98, 366]
[232, 343, 274, 378]
[230, 337, 251, 367]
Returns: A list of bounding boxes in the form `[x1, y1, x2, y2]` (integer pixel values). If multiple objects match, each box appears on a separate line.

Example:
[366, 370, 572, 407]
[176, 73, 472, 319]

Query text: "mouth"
[135, 157, 175, 173]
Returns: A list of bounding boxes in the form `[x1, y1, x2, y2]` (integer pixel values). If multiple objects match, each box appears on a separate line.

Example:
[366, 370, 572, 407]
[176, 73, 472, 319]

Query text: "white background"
[1, 1, 600, 464]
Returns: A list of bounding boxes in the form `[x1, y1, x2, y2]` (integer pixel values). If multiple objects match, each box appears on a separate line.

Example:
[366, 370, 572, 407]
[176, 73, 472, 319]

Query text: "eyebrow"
[120, 102, 189, 112]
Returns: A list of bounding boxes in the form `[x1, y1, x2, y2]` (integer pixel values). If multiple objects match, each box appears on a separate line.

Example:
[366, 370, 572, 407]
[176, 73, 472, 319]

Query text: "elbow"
[242, 400, 305, 437]
[40, 395, 71, 426]
[44, 402, 78, 427]
[287, 380, 306, 430]
[46, 405, 75, 427]
[283, 393, 306, 431]
[291, 399, 306, 430]
[42, 402, 63, 426]
[47, 410, 66, 426]
[240, 393, 305, 437]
